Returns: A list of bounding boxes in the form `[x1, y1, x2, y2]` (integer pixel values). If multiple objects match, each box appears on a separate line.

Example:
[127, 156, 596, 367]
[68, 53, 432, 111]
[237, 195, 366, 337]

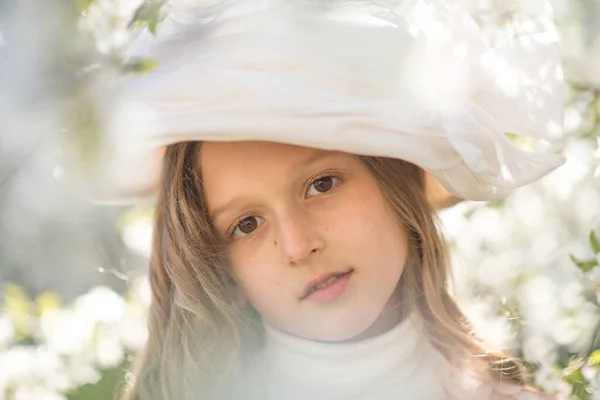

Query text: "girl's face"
[201, 141, 409, 341]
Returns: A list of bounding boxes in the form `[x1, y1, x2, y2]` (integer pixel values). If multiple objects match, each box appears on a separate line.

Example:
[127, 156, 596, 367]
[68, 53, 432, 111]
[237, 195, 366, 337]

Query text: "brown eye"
[232, 216, 264, 238]
[306, 176, 340, 197]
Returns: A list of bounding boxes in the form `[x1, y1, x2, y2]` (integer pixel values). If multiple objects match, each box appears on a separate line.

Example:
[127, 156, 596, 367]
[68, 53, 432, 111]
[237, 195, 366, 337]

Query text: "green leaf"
[36, 291, 61, 317]
[131, 0, 163, 34]
[572, 385, 592, 400]
[135, 1, 161, 21]
[147, 18, 159, 34]
[64, 95, 102, 169]
[3, 284, 33, 341]
[485, 198, 507, 209]
[570, 254, 598, 273]
[67, 360, 131, 400]
[123, 58, 159, 74]
[563, 366, 584, 384]
[563, 366, 591, 400]
[590, 231, 600, 254]
[504, 132, 533, 149]
[590, 350, 600, 366]
[73, 0, 95, 14]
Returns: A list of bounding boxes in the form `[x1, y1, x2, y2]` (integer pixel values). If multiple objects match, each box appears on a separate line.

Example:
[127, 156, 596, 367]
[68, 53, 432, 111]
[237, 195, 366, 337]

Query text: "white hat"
[90, 0, 566, 207]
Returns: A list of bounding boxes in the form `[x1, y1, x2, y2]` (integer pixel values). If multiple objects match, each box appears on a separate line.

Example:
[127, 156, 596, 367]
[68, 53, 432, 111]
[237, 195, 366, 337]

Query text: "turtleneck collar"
[254, 312, 450, 400]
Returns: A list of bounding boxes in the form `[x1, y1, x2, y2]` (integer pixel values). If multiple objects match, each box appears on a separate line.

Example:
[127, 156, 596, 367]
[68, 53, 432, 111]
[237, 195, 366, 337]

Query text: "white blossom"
[78, 0, 146, 54]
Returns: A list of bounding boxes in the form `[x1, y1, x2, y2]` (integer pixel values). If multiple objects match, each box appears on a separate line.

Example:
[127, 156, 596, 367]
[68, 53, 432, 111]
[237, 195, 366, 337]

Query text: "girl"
[93, 0, 566, 398]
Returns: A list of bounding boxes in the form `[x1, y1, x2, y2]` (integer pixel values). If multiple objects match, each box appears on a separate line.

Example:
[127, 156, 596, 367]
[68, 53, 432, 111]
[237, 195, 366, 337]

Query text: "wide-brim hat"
[87, 0, 566, 209]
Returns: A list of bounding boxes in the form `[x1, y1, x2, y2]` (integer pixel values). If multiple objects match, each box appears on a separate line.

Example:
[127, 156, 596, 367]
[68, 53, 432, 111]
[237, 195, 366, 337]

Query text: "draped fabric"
[89, 0, 565, 204]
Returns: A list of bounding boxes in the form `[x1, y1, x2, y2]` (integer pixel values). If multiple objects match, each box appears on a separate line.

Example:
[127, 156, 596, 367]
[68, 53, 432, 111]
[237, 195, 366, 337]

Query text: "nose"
[275, 206, 325, 266]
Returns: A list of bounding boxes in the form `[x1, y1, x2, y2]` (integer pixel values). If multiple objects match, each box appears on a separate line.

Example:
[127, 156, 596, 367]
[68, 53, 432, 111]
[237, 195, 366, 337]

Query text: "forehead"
[199, 141, 337, 178]
[202, 140, 318, 164]
[199, 141, 341, 204]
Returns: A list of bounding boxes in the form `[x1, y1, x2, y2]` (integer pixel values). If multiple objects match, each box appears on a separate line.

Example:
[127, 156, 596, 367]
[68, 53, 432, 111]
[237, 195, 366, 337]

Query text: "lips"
[301, 269, 353, 300]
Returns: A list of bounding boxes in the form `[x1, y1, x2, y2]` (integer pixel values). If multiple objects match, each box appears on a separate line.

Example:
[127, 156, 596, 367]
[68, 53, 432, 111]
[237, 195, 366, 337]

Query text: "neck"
[325, 280, 405, 343]
[341, 292, 407, 343]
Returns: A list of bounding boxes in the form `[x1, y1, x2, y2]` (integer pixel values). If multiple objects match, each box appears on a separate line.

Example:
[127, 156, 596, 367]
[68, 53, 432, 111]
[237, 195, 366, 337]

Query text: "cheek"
[229, 248, 287, 306]
[330, 186, 405, 250]
[328, 185, 409, 286]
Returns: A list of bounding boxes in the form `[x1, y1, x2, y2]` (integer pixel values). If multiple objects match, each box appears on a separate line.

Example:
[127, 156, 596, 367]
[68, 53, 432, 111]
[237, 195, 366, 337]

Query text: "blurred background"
[0, 0, 599, 399]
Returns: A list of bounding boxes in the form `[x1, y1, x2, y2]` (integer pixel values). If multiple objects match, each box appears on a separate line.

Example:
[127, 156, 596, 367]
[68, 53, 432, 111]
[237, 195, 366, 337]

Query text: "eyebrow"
[211, 197, 248, 221]
[299, 149, 336, 168]
[210, 149, 337, 220]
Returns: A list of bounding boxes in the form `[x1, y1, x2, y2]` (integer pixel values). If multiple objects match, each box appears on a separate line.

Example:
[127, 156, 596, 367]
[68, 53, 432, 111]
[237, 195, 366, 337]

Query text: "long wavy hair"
[120, 141, 528, 400]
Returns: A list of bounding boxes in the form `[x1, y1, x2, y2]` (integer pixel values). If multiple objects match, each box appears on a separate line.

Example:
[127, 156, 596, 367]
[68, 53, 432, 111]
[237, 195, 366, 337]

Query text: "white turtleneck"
[255, 312, 447, 400]
[219, 312, 535, 400]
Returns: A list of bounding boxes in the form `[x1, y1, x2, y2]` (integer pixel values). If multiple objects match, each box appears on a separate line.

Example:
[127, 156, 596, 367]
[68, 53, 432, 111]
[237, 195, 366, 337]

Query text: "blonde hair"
[121, 141, 528, 400]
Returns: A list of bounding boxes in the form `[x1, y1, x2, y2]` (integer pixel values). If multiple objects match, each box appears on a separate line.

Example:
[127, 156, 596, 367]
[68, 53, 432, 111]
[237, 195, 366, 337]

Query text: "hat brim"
[90, 141, 462, 210]
[424, 172, 463, 209]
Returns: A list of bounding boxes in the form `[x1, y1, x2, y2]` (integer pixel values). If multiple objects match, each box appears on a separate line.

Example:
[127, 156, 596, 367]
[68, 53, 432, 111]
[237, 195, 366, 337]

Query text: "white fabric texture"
[221, 313, 548, 400]
[91, 0, 566, 203]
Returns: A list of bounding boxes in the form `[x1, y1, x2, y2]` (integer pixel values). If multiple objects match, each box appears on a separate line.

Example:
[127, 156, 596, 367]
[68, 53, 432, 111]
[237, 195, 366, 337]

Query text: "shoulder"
[489, 385, 557, 400]
[215, 352, 268, 400]
[442, 363, 556, 400]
